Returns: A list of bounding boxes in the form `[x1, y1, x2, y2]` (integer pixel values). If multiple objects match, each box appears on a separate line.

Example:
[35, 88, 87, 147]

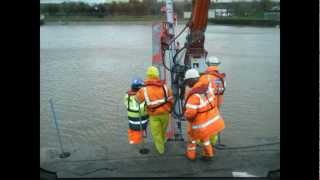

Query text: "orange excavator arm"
[151, 0, 213, 141]
[190, 0, 210, 32]
[185, 0, 211, 68]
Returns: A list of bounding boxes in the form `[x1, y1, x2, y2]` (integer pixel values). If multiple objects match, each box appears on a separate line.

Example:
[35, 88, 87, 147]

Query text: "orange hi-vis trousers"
[128, 129, 144, 144]
[186, 124, 215, 160]
[186, 136, 214, 160]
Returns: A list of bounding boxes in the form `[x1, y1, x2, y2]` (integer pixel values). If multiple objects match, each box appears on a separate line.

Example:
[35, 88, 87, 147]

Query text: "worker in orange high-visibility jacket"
[135, 66, 173, 154]
[183, 69, 225, 161]
[199, 56, 226, 107]
[198, 56, 226, 145]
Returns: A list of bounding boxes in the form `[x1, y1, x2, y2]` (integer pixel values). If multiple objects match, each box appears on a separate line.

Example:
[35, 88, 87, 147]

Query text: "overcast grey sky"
[41, 0, 280, 4]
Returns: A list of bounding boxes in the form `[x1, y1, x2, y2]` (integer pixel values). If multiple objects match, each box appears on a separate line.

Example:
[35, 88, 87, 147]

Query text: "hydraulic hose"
[215, 142, 280, 150]
[167, 23, 189, 46]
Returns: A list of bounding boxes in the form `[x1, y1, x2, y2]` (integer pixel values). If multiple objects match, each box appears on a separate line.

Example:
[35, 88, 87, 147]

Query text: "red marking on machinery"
[160, 6, 166, 13]
[152, 23, 167, 82]
[166, 116, 175, 139]
[152, 54, 162, 64]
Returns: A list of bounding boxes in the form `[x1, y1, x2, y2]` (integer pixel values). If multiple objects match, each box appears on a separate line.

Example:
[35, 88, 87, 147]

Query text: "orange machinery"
[152, 0, 212, 141]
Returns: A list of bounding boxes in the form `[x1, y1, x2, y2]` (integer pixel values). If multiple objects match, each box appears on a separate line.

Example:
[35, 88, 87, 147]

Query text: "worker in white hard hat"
[198, 56, 226, 146]
[183, 69, 225, 161]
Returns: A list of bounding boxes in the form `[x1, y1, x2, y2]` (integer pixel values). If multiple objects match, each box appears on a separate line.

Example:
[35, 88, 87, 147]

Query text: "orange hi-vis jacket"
[135, 78, 173, 116]
[199, 66, 226, 107]
[184, 81, 225, 140]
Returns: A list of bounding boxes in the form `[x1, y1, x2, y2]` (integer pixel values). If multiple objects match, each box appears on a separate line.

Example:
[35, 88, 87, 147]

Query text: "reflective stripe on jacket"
[124, 92, 148, 131]
[135, 78, 173, 116]
[199, 66, 226, 107]
[184, 81, 225, 140]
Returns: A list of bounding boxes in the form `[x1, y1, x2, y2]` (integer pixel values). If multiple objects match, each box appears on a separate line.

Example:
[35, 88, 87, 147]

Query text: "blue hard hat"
[131, 78, 144, 89]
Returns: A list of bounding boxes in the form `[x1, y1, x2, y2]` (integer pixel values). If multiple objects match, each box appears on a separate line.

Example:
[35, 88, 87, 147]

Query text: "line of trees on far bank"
[40, 0, 279, 18]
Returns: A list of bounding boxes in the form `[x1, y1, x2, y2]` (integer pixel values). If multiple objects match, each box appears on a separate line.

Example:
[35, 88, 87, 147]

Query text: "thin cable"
[162, 52, 172, 72]
[167, 24, 189, 46]
[215, 142, 280, 150]
[173, 45, 186, 65]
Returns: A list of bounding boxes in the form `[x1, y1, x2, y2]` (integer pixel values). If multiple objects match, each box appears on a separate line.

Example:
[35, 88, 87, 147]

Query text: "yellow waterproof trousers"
[210, 134, 218, 145]
[149, 113, 169, 154]
[197, 134, 218, 146]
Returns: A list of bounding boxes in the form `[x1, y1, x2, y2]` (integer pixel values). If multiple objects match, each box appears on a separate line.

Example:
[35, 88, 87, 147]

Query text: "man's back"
[135, 78, 173, 115]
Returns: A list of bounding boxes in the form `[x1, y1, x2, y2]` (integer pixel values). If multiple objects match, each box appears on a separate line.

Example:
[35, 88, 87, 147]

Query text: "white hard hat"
[184, 69, 200, 80]
[206, 56, 221, 66]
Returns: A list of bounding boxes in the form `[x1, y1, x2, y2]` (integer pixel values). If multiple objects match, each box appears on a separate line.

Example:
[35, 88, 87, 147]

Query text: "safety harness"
[204, 70, 226, 95]
[183, 83, 215, 115]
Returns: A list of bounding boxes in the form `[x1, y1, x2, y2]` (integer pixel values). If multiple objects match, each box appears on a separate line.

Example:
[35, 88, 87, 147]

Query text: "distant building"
[210, 2, 233, 18]
[212, 9, 232, 17]
[183, 11, 214, 19]
[264, 5, 280, 21]
[208, 9, 216, 18]
[184, 7, 233, 19]
[183, 11, 191, 19]
[183, 8, 231, 19]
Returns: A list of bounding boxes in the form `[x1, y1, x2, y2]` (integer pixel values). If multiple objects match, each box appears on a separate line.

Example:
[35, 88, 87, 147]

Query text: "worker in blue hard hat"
[124, 78, 148, 145]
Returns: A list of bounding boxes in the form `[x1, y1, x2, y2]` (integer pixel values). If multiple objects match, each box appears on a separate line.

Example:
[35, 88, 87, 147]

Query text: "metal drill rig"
[152, 0, 211, 141]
